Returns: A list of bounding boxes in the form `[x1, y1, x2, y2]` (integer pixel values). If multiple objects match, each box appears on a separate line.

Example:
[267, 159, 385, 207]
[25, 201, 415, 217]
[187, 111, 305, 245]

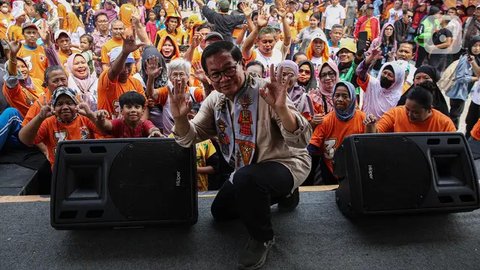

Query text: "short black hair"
[406, 86, 433, 110]
[119, 91, 146, 108]
[196, 22, 213, 32]
[292, 52, 307, 62]
[94, 12, 108, 23]
[246, 60, 265, 74]
[42, 65, 66, 88]
[201, 41, 242, 74]
[398, 40, 416, 52]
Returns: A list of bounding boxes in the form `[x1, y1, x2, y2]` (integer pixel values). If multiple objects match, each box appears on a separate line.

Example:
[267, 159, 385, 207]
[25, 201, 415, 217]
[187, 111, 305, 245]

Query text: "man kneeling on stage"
[170, 41, 312, 270]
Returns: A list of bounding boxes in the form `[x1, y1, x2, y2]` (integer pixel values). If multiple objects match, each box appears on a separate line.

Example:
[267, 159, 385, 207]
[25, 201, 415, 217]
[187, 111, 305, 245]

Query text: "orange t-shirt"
[152, 86, 204, 106]
[145, 0, 157, 9]
[17, 45, 48, 82]
[33, 115, 99, 165]
[2, 78, 45, 117]
[97, 70, 145, 119]
[0, 13, 14, 39]
[309, 110, 367, 173]
[22, 93, 52, 126]
[119, 3, 137, 29]
[100, 38, 141, 73]
[155, 28, 186, 47]
[377, 106, 456, 133]
[7, 24, 24, 41]
[470, 119, 480, 140]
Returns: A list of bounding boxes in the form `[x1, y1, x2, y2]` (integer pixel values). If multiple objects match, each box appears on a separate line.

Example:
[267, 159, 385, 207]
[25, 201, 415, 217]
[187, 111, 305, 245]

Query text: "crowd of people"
[2, 0, 480, 269]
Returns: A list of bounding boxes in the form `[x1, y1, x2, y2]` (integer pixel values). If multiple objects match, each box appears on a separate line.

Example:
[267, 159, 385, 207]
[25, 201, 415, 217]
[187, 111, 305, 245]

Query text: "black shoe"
[238, 237, 275, 270]
[277, 188, 299, 212]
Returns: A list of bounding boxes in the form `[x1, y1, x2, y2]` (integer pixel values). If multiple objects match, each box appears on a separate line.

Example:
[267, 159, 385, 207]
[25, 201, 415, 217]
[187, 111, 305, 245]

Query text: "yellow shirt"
[163, 0, 179, 15]
[57, 3, 68, 29]
[0, 13, 13, 39]
[119, 3, 137, 29]
[155, 28, 186, 46]
[195, 139, 217, 192]
[295, 10, 313, 32]
[7, 24, 24, 41]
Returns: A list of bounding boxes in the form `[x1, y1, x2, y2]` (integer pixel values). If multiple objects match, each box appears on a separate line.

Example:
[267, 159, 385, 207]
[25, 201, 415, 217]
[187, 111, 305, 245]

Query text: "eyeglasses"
[208, 62, 239, 82]
[299, 69, 311, 75]
[320, 71, 336, 79]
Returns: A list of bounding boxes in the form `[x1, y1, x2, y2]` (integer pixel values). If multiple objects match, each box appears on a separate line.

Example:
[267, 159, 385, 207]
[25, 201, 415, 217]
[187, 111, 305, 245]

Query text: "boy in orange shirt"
[17, 22, 48, 81]
[19, 87, 100, 166]
[97, 31, 145, 120]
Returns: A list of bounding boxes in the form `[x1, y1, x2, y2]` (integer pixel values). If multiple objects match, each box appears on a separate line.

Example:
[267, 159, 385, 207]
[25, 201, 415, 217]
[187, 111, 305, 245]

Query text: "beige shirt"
[174, 88, 312, 189]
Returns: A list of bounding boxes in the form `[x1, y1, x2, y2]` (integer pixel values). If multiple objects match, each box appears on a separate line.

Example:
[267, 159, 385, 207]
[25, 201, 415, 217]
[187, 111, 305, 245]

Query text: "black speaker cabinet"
[51, 138, 198, 229]
[334, 133, 480, 218]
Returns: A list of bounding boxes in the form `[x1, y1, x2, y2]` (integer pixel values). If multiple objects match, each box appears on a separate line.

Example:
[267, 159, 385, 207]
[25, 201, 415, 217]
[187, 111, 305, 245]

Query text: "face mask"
[380, 76, 394, 89]
[1, 7, 8, 13]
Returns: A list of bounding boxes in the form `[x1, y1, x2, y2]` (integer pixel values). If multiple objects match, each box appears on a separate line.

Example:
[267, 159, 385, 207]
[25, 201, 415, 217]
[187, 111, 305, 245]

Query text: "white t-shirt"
[324, 4, 346, 30]
[388, 8, 403, 24]
[254, 48, 285, 74]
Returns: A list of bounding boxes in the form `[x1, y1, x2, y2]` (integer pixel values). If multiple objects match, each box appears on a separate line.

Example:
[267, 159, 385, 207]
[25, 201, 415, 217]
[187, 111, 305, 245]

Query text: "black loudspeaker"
[334, 133, 480, 218]
[51, 138, 198, 229]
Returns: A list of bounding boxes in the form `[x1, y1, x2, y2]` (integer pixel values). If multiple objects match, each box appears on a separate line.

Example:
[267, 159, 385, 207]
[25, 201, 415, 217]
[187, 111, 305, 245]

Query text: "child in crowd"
[146, 10, 159, 43]
[85, 91, 163, 138]
[79, 34, 97, 75]
[18, 87, 100, 166]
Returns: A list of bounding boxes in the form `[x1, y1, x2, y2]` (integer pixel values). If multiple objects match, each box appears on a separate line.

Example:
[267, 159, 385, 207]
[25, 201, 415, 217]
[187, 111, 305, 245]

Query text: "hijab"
[66, 53, 98, 110]
[362, 61, 405, 118]
[317, 59, 340, 112]
[333, 81, 357, 121]
[141, 45, 169, 89]
[298, 60, 317, 92]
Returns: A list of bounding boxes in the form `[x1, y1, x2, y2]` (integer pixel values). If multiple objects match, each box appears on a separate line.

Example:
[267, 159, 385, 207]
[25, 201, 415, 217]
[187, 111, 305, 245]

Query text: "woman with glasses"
[297, 60, 317, 93]
[308, 59, 339, 128]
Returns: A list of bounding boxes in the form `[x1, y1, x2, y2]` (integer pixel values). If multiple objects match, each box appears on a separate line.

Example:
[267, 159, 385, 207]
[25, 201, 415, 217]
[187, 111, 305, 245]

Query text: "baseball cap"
[205, 31, 224, 42]
[109, 46, 135, 64]
[22, 22, 38, 32]
[54, 30, 71, 41]
[477, 5, 480, 9]
[336, 38, 356, 55]
[52, 87, 78, 106]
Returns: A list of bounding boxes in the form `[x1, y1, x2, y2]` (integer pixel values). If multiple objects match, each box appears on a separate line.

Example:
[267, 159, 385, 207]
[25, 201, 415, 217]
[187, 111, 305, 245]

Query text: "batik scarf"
[215, 76, 258, 171]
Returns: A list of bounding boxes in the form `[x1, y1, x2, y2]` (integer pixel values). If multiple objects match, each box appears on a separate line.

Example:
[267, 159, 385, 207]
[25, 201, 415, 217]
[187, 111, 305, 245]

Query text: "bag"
[438, 59, 460, 93]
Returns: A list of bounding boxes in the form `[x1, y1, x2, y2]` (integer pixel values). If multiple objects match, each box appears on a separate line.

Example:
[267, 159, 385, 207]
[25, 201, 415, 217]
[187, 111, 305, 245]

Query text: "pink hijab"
[312, 59, 340, 113]
[66, 53, 98, 110]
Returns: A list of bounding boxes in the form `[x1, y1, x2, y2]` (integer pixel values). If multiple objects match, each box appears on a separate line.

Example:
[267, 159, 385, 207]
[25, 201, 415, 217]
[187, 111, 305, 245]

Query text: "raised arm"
[356, 45, 382, 82]
[145, 56, 163, 100]
[108, 28, 145, 81]
[19, 105, 52, 146]
[242, 10, 268, 59]
[276, 0, 291, 48]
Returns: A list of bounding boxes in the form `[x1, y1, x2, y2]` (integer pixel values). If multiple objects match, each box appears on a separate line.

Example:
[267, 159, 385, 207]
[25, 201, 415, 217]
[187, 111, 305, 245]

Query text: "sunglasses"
[299, 69, 311, 75]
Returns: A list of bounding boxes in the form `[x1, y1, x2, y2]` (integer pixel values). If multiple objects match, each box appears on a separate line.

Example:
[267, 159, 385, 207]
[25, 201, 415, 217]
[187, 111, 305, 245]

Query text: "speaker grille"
[108, 142, 194, 221]
[355, 137, 431, 211]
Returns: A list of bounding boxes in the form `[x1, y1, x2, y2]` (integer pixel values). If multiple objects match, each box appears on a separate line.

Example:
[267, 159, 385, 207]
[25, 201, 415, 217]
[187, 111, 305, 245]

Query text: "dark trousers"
[465, 102, 480, 139]
[211, 161, 294, 242]
[416, 45, 429, 68]
[449, 99, 466, 129]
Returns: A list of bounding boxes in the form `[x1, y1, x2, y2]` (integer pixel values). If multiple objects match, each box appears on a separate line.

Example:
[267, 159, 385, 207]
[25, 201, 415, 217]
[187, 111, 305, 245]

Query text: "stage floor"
[1, 188, 480, 270]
